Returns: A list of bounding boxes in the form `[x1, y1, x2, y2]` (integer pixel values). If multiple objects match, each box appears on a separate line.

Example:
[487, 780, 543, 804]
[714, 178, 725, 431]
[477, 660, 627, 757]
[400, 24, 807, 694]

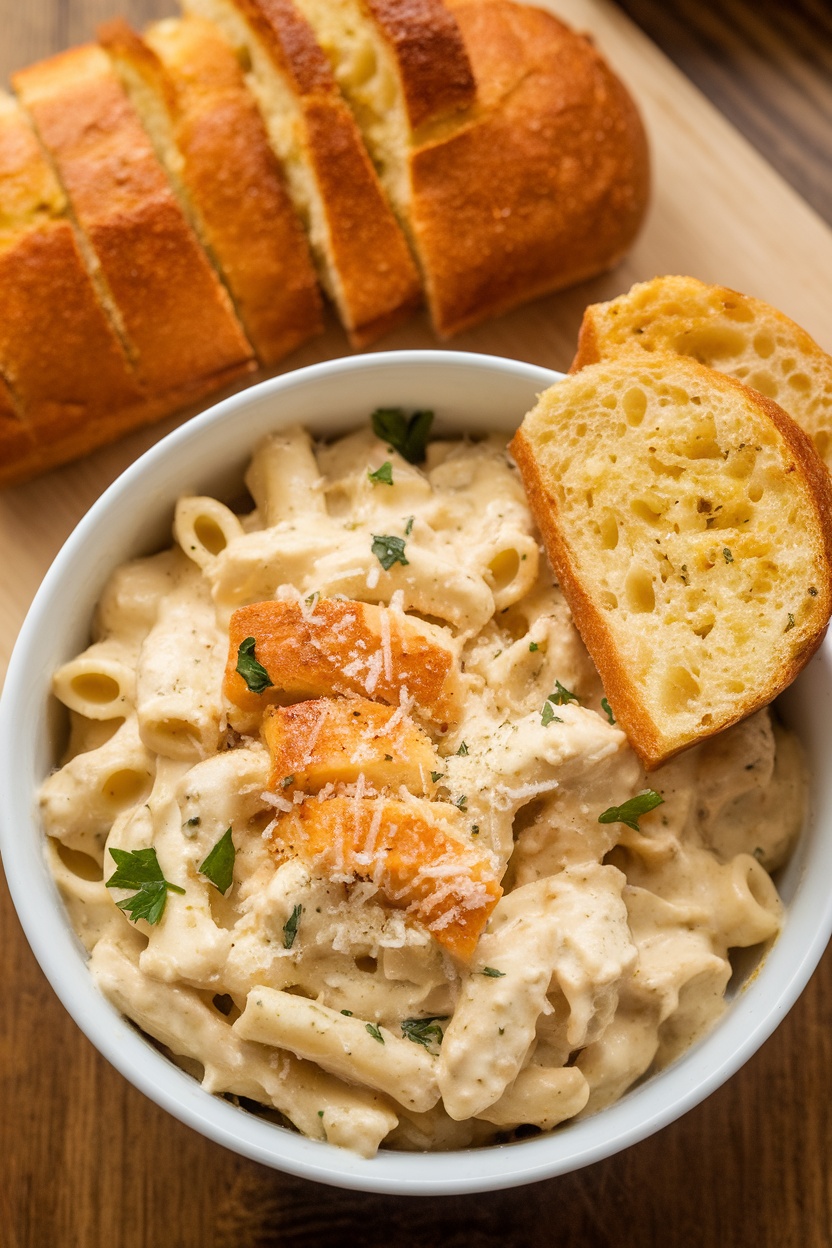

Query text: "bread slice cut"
[13, 45, 255, 399]
[509, 353, 832, 768]
[182, 0, 422, 346]
[572, 275, 832, 472]
[0, 89, 172, 483]
[98, 16, 323, 368]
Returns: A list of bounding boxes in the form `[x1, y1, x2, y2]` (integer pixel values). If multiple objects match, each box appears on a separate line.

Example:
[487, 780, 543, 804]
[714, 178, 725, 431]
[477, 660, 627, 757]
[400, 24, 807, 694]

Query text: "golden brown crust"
[510, 365, 832, 769]
[409, 0, 649, 337]
[227, 0, 422, 345]
[104, 16, 324, 367]
[366, 0, 476, 129]
[224, 597, 462, 722]
[13, 45, 255, 395]
[269, 795, 501, 960]
[262, 696, 437, 793]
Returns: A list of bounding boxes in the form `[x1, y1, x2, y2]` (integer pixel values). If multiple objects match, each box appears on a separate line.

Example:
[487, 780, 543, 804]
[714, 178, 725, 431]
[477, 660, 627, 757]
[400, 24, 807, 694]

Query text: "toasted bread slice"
[182, 0, 421, 346]
[263, 696, 438, 795]
[510, 354, 832, 768]
[225, 597, 462, 723]
[572, 276, 832, 471]
[290, 0, 648, 338]
[268, 795, 501, 960]
[99, 16, 323, 367]
[13, 45, 254, 398]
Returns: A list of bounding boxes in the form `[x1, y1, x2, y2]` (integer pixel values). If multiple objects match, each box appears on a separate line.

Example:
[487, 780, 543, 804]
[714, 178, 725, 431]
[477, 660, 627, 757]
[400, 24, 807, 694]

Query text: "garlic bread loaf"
[291, 0, 650, 337]
[572, 275, 832, 471]
[182, 0, 422, 346]
[13, 45, 255, 398]
[510, 354, 832, 768]
[99, 16, 323, 367]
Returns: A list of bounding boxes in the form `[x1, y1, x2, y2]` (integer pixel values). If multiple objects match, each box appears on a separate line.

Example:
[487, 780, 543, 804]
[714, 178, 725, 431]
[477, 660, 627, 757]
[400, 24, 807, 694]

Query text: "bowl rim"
[2, 348, 832, 1196]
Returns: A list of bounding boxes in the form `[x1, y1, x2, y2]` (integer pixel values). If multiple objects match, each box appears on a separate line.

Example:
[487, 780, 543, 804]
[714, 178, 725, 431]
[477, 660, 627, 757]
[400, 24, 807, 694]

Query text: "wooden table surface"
[2, 2, 832, 1245]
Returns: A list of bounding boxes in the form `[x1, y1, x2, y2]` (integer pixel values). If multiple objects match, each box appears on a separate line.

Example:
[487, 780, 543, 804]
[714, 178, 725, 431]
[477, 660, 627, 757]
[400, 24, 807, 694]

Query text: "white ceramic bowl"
[2, 350, 832, 1195]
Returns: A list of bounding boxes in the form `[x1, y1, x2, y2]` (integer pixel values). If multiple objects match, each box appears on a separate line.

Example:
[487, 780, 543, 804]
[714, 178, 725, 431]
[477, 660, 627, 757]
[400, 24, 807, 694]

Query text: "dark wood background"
[2, 2, 832, 1245]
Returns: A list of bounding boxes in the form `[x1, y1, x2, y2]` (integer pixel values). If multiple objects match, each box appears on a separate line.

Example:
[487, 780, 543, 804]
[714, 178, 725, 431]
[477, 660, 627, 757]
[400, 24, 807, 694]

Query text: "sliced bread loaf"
[99, 16, 323, 368]
[572, 275, 832, 471]
[13, 45, 255, 399]
[182, 0, 422, 346]
[509, 353, 832, 768]
[287, 0, 649, 338]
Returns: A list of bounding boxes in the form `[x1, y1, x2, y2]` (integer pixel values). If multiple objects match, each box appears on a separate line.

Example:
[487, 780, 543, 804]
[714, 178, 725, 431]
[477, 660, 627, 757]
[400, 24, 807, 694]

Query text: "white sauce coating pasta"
[41, 424, 806, 1156]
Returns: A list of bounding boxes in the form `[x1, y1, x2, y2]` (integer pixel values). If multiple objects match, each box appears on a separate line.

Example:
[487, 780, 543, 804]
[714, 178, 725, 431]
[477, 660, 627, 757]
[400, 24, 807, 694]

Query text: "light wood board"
[2, 0, 832, 686]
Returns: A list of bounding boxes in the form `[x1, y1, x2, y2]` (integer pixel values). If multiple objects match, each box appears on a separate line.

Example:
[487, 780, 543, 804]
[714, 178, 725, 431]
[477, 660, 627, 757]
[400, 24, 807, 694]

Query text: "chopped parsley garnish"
[480, 967, 505, 978]
[365, 1022, 385, 1044]
[541, 702, 563, 727]
[430, 771, 444, 784]
[601, 697, 616, 725]
[400, 1015, 448, 1053]
[598, 789, 665, 832]
[186, 816, 200, 827]
[368, 460, 394, 486]
[785, 613, 796, 632]
[106, 847, 185, 925]
[528, 642, 539, 652]
[281, 774, 295, 788]
[723, 547, 734, 563]
[199, 827, 236, 895]
[282, 903, 303, 949]
[457, 741, 469, 756]
[455, 794, 468, 811]
[340, 1009, 353, 1016]
[471, 824, 480, 836]
[371, 407, 434, 464]
[404, 515, 415, 536]
[549, 681, 580, 706]
[371, 534, 409, 570]
[235, 636, 273, 694]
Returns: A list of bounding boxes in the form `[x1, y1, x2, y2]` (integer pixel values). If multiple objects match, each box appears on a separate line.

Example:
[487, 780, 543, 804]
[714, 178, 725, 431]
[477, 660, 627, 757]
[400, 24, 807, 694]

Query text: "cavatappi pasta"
[41, 422, 805, 1157]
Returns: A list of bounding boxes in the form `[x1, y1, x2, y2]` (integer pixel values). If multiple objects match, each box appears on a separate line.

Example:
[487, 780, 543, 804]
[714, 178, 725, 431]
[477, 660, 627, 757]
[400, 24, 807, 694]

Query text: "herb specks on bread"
[510, 353, 832, 768]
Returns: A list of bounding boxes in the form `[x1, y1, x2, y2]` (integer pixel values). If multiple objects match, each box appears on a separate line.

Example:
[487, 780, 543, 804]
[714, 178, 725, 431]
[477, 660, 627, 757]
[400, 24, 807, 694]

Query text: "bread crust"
[101, 16, 323, 367]
[510, 361, 832, 769]
[228, 0, 422, 345]
[366, 0, 476, 129]
[409, 0, 649, 337]
[13, 45, 255, 395]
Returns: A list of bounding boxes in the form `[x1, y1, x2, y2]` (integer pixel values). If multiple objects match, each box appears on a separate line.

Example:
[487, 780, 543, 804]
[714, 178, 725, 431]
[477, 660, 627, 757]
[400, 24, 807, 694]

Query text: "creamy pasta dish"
[41, 416, 805, 1157]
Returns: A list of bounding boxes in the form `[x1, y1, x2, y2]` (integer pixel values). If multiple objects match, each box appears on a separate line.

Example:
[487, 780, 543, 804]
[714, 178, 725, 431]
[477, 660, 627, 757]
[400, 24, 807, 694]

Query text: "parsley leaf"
[430, 771, 444, 784]
[528, 642, 539, 652]
[371, 408, 434, 463]
[541, 702, 563, 727]
[235, 636, 273, 694]
[455, 794, 468, 811]
[283, 903, 303, 950]
[371, 534, 409, 570]
[785, 613, 796, 632]
[723, 547, 734, 563]
[368, 460, 393, 486]
[598, 789, 665, 832]
[365, 1022, 385, 1044]
[549, 681, 580, 706]
[601, 697, 616, 725]
[480, 966, 505, 978]
[404, 515, 415, 536]
[106, 847, 185, 925]
[457, 741, 469, 756]
[401, 1015, 448, 1053]
[199, 827, 235, 894]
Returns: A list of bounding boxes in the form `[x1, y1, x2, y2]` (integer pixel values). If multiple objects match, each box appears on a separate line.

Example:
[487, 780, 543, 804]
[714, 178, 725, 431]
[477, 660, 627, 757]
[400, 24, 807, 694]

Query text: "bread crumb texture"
[573, 275, 832, 471]
[511, 353, 832, 767]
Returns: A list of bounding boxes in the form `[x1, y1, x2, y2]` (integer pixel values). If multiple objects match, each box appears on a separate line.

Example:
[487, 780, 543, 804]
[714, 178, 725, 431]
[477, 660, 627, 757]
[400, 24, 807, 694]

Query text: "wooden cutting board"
[1, 0, 831, 683]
